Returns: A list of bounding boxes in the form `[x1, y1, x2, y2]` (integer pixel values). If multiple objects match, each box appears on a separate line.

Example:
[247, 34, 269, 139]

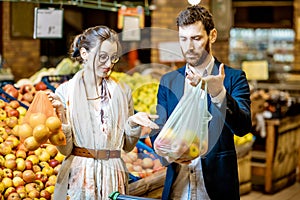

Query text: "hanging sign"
[33, 8, 64, 39]
[118, 6, 144, 29]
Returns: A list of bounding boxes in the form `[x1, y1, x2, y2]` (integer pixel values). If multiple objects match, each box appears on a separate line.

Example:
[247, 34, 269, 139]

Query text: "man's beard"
[185, 38, 211, 67]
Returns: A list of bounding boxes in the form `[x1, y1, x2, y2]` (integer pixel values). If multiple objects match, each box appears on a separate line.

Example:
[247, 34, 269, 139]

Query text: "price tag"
[33, 8, 63, 39]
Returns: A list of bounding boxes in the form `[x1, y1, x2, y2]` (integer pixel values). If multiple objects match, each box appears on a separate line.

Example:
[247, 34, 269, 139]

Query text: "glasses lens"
[99, 54, 109, 63]
[111, 55, 120, 64]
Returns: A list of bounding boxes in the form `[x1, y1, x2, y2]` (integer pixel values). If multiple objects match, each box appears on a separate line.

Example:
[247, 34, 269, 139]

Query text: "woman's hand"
[47, 92, 66, 122]
[128, 112, 159, 130]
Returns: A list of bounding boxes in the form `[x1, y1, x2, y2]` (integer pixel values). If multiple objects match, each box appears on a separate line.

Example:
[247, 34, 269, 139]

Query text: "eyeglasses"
[99, 53, 120, 64]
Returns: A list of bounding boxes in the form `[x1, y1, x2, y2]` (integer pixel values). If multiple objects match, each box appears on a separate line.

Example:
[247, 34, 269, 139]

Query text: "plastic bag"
[19, 91, 66, 151]
[154, 80, 212, 162]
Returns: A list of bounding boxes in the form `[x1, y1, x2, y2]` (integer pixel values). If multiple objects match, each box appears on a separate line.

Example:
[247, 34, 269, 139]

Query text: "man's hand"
[203, 63, 225, 97]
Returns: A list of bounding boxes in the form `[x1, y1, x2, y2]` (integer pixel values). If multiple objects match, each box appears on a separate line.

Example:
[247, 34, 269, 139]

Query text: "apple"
[16, 158, 26, 171]
[49, 130, 66, 146]
[35, 81, 48, 91]
[40, 189, 51, 200]
[44, 185, 55, 194]
[35, 179, 44, 190]
[3, 168, 13, 178]
[13, 170, 23, 178]
[32, 164, 42, 173]
[16, 106, 27, 116]
[42, 166, 54, 177]
[53, 164, 61, 175]
[27, 189, 40, 198]
[9, 100, 20, 109]
[20, 84, 36, 94]
[22, 93, 34, 103]
[45, 144, 58, 158]
[5, 116, 19, 128]
[2, 177, 13, 189]
[0, 127, 8, 140]
[7, 192, 21, 200]
[33, 124, 50, 144]
[24, 136, 40, 151]
[0, 108, 7, 120]
[54, 152, 65, 163]
[16, 149, 27, 159]
[0, 182, 5, 194]
[189, 143, 200, 158]
[141, 157, 154, 169]
[3, 186, 16, 199]
[12, 176, 25, 187]
[29, 112, 47, 128]
[48, 159, 59, 168]
[0, 143, 12, 155]
[22, 170, 36, 183]
[0, 99, 7, 108]
[6, 135, 20, 148]
[45, 116, 62, 133]
[24, 160, 33, 170]
[15, 185, 27, 198]
[35, 172, 48, 183]
[5, 153, 16, 160]
[5, 159, 17, 170]
[18, 123, 33, 142]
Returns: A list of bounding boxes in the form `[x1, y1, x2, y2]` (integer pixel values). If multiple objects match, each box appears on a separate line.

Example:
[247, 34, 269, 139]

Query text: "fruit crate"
[41, 74, 74, 92]
[0, 88, 29, 109]
[126, 141, 166, 199]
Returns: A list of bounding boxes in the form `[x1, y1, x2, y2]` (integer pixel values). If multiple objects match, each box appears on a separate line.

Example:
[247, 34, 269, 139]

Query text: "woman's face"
[87, 40, 119, 78]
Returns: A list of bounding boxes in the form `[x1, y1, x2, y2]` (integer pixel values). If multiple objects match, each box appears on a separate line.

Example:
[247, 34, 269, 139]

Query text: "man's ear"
[80, 47, 88, 60]
[209, 28, 217, 43]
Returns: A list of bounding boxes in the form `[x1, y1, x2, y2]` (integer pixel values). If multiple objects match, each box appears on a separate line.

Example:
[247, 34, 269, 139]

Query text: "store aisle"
[241, 182, 300, 200]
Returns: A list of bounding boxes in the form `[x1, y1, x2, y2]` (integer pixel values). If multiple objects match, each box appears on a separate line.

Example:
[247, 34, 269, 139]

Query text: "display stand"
[251, 114, 300, 193]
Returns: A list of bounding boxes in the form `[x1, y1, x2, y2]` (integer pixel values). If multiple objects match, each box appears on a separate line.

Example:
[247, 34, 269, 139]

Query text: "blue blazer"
[151, 59, 252, 200]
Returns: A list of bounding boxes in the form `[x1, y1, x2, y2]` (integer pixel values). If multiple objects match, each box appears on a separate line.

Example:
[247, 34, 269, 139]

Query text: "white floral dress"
[52, 70, 141, 200]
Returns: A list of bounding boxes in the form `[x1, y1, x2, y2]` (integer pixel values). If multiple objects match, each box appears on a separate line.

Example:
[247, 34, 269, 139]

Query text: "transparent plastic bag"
[19, 91, 66, 151]
[154, 80, 212, 162]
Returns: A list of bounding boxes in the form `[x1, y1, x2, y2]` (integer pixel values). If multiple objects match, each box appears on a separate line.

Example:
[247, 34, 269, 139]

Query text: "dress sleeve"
[54, 82, 74, 156]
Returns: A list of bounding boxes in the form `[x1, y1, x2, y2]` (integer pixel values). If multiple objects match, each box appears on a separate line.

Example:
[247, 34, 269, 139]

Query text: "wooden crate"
[128, 169, 166, 199]
[251, 114, 300, 194]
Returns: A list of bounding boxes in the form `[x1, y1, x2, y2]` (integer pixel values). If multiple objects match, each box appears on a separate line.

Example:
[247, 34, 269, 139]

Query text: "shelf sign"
[118, 6, 144, 29]
[242, 60, 269, 81]
[33, 8, 64, 39]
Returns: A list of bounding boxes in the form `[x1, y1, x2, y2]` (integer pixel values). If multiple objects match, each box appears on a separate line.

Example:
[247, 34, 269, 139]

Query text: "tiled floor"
[241, 182, 300, 200]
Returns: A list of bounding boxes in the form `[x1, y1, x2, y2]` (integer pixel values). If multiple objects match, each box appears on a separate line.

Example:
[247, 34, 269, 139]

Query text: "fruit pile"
[0, 99, 65, 199]
[121, 142, 164, 179]
[154, 128, 208, 161]
[110, 72, 159, 113]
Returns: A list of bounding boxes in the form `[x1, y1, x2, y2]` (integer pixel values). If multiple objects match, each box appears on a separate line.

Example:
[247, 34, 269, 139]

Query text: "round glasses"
[99, 53, 120, 64]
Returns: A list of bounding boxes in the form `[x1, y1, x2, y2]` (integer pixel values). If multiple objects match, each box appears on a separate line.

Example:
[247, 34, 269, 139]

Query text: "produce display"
[110, 72, 159, 113]
[0, 98, 65, 200]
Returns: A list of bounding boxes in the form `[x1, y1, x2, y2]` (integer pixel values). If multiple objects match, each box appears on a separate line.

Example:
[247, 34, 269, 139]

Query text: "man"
[151, 5, 252, 200]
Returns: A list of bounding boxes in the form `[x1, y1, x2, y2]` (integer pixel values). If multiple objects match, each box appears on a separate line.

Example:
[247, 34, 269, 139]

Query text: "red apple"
[9, 100, 20, 109]
[35, 172, 48, 183]
[40, 189, 51, 200]
[7, 192, 21, 200]
[5, 116, 19, 128]
[48, 159, 59, 168]
[13, 170, 23, 178]
[16, 149, 27, 159]
[35, 82, 48, 91]
[24, 160, 33, 170]
[3, 186, 16, 199]
[22, 93, 34, 103]
[32, 164, 41, 173]
[3, 168, 13, 178]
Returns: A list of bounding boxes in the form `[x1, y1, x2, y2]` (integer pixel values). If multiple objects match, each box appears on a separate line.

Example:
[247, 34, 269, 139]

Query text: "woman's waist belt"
[71, 147, 121, 160]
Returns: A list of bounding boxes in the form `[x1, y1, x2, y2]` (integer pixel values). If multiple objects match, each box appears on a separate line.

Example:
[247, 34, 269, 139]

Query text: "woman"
[48, 25, 158, 200]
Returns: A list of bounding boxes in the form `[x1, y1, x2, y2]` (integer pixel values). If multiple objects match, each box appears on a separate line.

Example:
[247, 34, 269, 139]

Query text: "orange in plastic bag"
[19, 91, 66, 151]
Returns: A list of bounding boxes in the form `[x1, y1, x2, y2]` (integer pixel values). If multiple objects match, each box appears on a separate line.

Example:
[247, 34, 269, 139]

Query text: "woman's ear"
[209, 28, 217, 43]
[80, 47, 88, 60]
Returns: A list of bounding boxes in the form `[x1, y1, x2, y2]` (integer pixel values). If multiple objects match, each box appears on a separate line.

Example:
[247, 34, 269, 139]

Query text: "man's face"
[179, 21, 211, 67]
